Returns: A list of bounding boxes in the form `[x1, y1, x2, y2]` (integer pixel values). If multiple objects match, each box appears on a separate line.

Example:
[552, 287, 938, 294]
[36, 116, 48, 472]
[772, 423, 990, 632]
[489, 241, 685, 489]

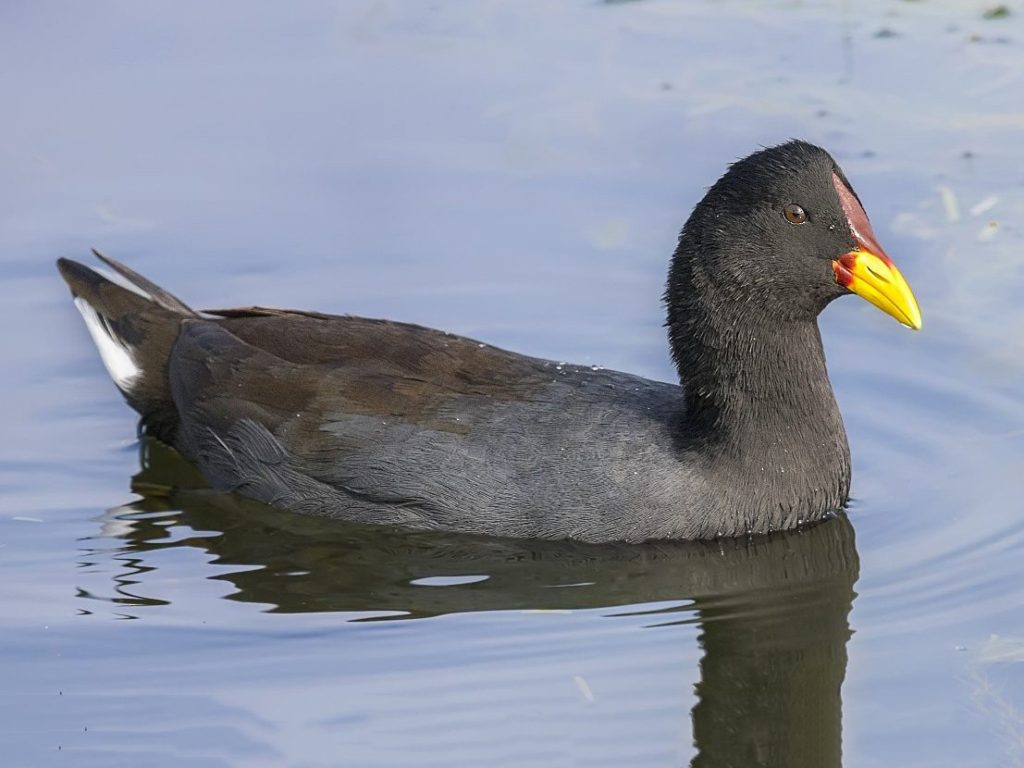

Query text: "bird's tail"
[57, 250, 196, 439]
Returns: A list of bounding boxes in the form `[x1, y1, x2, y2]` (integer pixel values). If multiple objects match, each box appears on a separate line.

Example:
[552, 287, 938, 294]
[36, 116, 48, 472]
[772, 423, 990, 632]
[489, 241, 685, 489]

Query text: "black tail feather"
[89, 249, 195, 316]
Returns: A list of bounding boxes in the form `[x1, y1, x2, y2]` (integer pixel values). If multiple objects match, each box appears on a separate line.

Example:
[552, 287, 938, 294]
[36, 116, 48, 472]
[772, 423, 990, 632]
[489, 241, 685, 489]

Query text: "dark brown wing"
[165, 310, 561, 533]
[208, 306, 553, 398]
[163, 308, 687, 540]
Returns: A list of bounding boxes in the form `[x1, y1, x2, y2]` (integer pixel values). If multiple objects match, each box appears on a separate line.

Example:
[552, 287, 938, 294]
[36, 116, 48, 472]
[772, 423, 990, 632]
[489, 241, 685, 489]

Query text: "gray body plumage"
[168, 317, 709, 542]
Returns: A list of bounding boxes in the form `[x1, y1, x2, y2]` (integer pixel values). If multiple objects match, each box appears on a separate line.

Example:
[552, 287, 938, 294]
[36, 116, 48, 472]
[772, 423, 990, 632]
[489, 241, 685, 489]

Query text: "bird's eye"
[783, 203, 807, 224]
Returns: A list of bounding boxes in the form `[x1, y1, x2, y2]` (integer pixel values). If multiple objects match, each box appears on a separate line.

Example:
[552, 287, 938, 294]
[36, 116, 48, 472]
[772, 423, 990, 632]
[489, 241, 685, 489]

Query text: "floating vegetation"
[978, 221, 1000, 242]
[970, 195, 999, 217]
[983, 5, 1011, 19]
[939, 185, 960, 223]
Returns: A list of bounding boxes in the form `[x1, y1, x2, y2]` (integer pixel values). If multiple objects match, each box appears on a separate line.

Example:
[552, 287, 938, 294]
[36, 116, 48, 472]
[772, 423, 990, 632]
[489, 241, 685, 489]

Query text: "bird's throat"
[672, 313, 852, 533]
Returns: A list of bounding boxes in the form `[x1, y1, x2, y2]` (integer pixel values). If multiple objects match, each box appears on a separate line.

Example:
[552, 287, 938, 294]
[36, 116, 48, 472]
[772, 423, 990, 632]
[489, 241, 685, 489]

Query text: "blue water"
[2, 1, 1023, 765]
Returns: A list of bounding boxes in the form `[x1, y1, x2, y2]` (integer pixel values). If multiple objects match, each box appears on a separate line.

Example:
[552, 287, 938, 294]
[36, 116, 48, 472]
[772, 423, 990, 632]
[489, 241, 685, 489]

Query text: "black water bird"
[57, 141, 921, 542]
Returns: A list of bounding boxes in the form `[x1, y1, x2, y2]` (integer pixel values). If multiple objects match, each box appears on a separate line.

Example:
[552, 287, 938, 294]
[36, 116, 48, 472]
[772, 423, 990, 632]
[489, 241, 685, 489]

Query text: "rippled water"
[2, 1, 1023, 766]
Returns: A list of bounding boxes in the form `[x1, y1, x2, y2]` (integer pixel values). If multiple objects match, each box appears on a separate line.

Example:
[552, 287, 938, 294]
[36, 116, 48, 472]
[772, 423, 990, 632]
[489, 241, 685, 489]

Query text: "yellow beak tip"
[836, 251, 922, 333]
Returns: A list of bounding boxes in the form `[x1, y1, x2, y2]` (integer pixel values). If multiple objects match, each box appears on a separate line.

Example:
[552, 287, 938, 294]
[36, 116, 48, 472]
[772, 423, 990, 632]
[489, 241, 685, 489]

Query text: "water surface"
[2, 1, 1023, 766]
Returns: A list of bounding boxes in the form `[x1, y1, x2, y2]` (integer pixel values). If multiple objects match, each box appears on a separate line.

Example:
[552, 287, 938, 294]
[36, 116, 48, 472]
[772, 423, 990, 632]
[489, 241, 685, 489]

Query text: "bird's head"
[667, 140, 921, 331]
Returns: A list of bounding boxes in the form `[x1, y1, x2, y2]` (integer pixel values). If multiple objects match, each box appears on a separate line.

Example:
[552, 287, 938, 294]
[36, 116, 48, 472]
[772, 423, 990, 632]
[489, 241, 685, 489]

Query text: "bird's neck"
[674, 310, 837, 433]
[668, 303, 851, 534]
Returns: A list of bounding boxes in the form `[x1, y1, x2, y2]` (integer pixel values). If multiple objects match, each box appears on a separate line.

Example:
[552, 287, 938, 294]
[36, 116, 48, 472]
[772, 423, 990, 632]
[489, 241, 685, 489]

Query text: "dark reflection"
[84, 440, 858, 767]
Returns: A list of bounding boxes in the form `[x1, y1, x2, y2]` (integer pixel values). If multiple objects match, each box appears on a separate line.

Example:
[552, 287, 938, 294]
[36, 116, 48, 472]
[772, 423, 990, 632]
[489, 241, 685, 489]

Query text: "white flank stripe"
[73, 297, 139, 390]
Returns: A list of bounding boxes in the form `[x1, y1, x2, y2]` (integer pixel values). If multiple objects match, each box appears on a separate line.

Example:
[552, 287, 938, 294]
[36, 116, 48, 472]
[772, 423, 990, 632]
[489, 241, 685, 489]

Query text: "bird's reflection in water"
[84, 439, 859, 767]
